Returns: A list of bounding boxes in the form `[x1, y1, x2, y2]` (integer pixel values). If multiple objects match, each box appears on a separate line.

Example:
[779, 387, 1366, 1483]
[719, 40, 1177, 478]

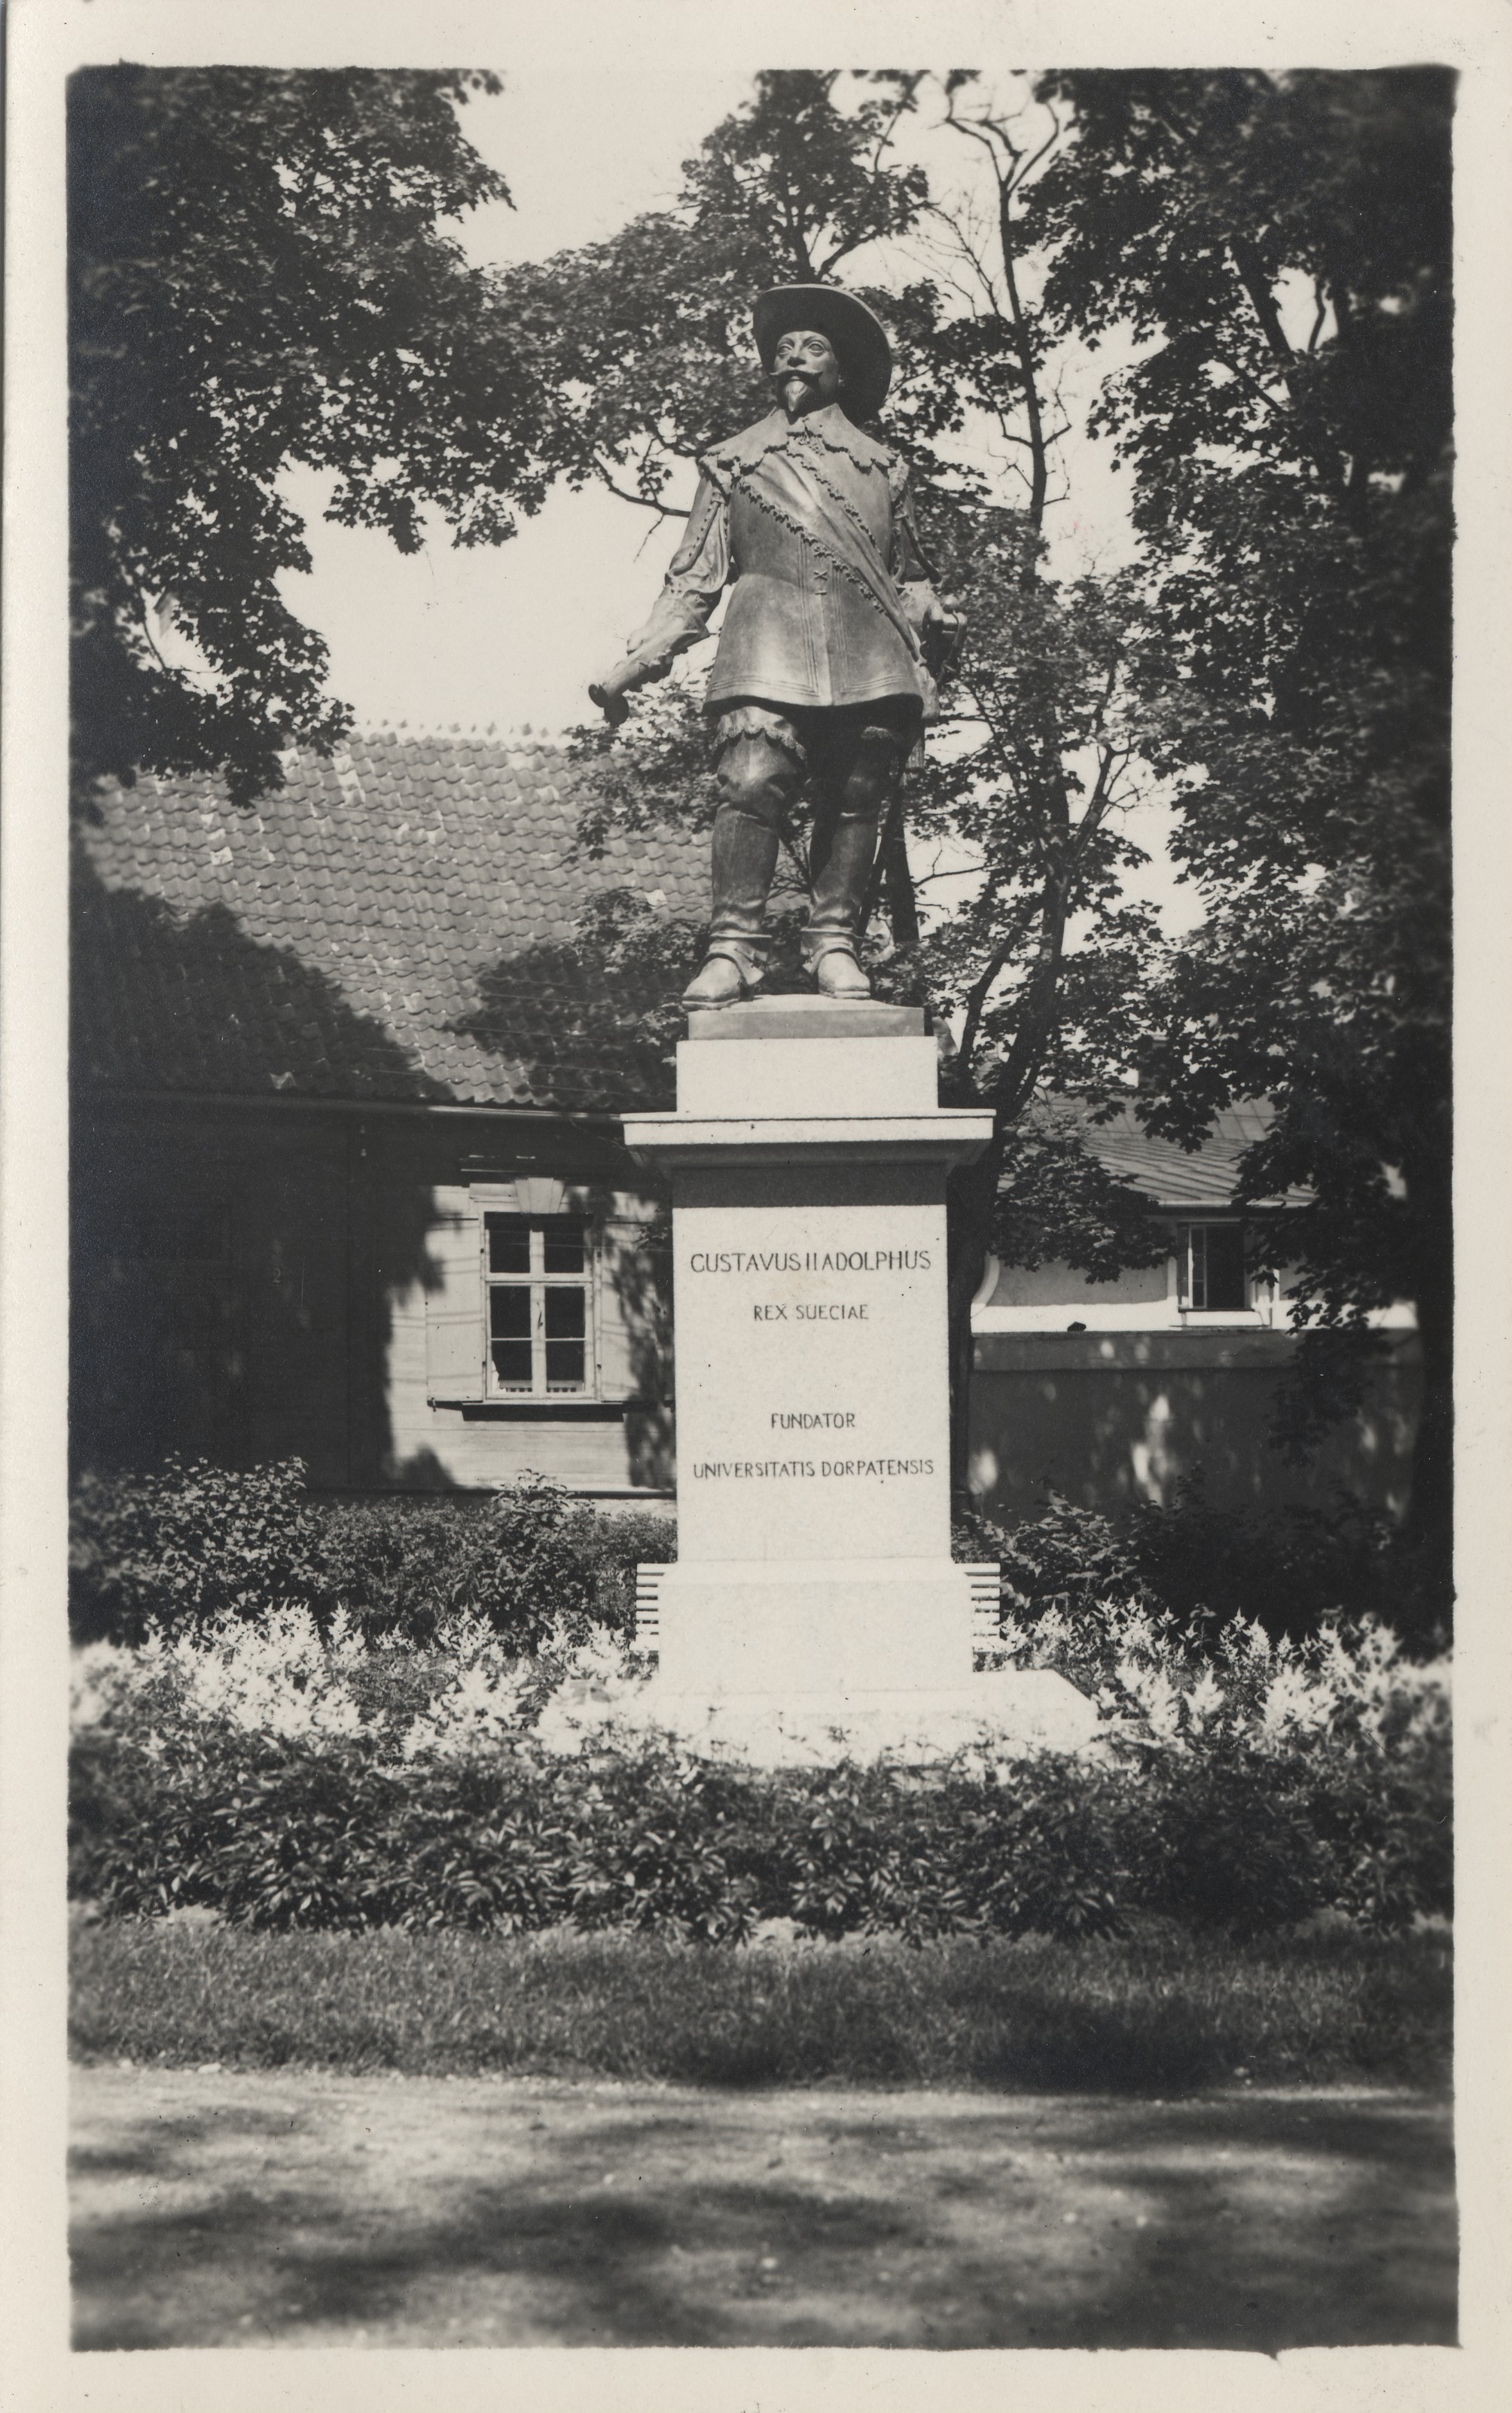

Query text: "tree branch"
[1139, 96, 1349, 502]
[945, 111, 1052, 556]
[593, 459, 689, 521]
[1207, 349, 1292, 419]
[956, 893, 1043, 1080]
[989, 885, 1070, 1124]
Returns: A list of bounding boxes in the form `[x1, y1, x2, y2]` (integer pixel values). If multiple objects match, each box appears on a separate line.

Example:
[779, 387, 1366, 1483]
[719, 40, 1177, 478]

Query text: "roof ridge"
[348, 721, 565, 749]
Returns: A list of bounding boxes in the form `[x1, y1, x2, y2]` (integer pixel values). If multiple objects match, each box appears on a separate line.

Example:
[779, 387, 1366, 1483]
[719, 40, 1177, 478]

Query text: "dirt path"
[70, 2065, 1455, 2350]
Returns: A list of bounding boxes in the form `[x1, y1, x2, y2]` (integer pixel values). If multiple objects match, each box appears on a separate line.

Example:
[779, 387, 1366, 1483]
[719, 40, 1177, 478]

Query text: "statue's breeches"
[712, 700, 912, 824]
[706, 700, 913, 966]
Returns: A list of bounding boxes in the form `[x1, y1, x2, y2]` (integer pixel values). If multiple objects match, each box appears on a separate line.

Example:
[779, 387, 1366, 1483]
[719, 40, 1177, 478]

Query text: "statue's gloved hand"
[589, 605, 709, 725]
[587, 632, 674, 726]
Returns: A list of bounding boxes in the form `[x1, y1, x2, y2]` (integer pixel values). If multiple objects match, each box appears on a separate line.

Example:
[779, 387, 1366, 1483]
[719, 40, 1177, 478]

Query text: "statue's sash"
[730, 442, 925, 676]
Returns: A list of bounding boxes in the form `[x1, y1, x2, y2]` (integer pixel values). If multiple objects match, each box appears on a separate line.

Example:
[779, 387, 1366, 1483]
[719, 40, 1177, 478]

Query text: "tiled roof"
[1078, 1103, 1306, 1210]
[73, 731, 709, 1112]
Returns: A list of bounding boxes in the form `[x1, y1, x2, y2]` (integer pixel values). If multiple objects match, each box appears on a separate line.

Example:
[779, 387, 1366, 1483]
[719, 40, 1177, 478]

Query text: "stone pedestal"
[607, 997, 1097, 1763]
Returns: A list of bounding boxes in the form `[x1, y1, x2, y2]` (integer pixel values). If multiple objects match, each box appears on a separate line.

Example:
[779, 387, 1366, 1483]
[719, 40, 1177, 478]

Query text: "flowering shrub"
[992, 1596, 1450, 1934]
[69, 1585, 1450, 1941]
[994, 1590, 1449, 1758]
[68, 1600, 620, 1757]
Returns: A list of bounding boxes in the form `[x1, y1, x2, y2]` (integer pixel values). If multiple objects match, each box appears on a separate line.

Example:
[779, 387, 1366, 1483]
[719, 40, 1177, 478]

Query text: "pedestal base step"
[533, 1669, 1099, 1766]
[635, 1560, 992, 1696]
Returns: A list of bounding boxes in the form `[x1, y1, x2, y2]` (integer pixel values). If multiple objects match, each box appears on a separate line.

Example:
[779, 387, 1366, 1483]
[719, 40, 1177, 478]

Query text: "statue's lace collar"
[704, 405, 893, 484]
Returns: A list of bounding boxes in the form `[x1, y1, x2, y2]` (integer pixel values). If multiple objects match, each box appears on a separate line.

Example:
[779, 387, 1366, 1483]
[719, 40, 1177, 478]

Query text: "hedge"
[69, 1459, 675, 1649]
[70, 1714, 1450, 1946]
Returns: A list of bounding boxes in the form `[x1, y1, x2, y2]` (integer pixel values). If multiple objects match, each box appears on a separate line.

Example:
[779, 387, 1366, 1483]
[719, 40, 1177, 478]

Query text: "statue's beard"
[776, 371, 825, 416]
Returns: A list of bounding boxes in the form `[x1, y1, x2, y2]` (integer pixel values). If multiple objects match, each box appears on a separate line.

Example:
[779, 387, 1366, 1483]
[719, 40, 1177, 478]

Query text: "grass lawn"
[70, 2064, 1456, 2349]
[70, 1923, 1455, 2349]
[71, 1917, 1452, 2090]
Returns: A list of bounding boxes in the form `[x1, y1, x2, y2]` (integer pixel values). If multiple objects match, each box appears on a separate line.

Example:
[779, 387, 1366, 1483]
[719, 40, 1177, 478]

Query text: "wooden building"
[72, 731, 697, 1500]
[72, 732, 1419, 1521]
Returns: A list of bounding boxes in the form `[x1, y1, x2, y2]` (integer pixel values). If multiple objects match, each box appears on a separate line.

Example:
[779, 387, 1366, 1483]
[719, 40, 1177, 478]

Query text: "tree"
[1024, 70, 1453, 1612]
[69, 66, 547, 802]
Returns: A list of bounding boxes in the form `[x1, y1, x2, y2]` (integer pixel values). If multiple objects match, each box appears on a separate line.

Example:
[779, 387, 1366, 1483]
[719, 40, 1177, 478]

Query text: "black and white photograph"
[2, 0, 1507, 2395]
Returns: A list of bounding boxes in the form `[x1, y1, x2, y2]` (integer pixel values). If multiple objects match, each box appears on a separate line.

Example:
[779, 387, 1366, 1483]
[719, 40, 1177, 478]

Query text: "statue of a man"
[590, 285, 953, 1010]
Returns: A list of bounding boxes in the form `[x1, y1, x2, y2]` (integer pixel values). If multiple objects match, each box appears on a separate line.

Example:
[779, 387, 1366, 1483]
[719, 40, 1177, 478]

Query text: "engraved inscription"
[690, 1456, 934, 1481]
[753, 1301, 869, 1320]
[689, 1249, 930, 1274]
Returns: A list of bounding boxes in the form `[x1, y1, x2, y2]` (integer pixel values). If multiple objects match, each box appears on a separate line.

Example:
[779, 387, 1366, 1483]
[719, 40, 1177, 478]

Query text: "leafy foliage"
[498, 72, 931, 514]
[995, 1591, 1451, 1934]
[69, 1457, 675, 1649]
[1129, 1483, 1398, 1643]
[962, 1482, 1401, 1646]
[990, 1118, 1171, 1283]
[321, 1478, 602, 1653]
[69, 66, 545, 799]
[69, 1457, 325, 1646]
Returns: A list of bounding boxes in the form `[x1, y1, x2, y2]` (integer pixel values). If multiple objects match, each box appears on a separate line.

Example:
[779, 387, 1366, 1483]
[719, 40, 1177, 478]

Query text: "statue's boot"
[803, 810, 879, 1000]
[682, 804, 780, 1011]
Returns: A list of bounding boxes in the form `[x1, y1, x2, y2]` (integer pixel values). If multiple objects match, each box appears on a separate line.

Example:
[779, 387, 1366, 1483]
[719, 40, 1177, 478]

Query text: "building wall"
[73, 1097, 352, 1478]
[72, 1096, 672, 1497]
[968, 1329, 1422, 1524]
[986, 1258, 1172, 1310]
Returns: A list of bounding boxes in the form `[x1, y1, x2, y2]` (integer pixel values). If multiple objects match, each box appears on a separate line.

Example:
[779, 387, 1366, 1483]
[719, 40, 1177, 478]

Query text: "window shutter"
[425, 1188, 486, 1401]
[596, 1216, 669, 1404]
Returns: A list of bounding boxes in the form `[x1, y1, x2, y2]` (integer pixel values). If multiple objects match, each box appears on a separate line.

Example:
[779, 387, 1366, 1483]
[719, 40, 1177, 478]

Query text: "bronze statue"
[590, 285, 955, 1010]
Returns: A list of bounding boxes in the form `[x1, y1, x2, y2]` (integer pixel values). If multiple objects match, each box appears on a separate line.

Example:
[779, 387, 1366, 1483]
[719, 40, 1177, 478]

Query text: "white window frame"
[1178, 1219, 1251, 1316]
[971, 1221, 1280, 1335]
[483, 1212, 596, 1400]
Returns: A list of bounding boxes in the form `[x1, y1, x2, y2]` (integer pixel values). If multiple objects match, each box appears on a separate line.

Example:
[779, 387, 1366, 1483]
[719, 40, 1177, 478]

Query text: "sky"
[267, 67, 1200, 932]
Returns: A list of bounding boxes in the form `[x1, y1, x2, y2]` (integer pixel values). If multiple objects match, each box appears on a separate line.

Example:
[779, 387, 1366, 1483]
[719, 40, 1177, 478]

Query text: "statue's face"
[771, 328, 842, 418]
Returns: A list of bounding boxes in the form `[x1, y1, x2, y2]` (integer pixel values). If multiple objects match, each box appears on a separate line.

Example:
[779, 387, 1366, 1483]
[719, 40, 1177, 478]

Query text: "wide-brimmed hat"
[751, 285, 893, 422]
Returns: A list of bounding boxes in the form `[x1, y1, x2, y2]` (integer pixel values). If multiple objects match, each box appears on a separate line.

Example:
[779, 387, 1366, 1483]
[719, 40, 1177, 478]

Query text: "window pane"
[545, 1341, 586, 1389]
[544, 1289, 584, 1339]
[489, 1288, 530, 1338]
[491, 1341, 534, 1388]
[486, 1216, 532, 1275]
[490, 1283, 532, 1386]
[1204, 1224, 1248, 1311]
[544, 1287, 586, 1390]
[542, 1219, 585, 1274]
